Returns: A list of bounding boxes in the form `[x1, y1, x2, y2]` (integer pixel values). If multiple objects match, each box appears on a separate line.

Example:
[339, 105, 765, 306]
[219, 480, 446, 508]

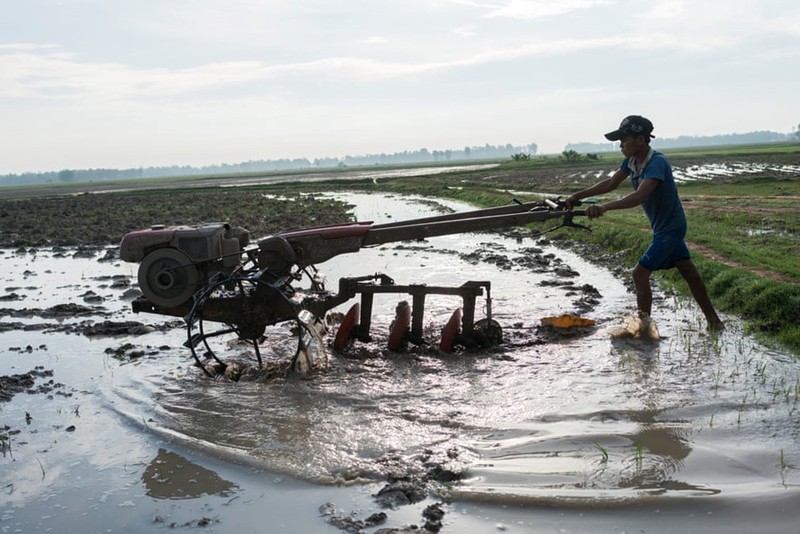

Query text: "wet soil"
[321, 447, 460, 533]
[0, 188, 354, 247]
[0, 367, 58, 402]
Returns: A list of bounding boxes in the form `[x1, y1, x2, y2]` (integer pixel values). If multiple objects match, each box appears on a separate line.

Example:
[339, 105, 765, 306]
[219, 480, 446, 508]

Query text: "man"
[566, 115, 724, 331]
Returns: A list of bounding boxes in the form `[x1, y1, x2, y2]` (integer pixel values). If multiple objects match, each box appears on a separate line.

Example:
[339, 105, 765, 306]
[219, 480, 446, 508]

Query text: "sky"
[1, 0, 799, 174]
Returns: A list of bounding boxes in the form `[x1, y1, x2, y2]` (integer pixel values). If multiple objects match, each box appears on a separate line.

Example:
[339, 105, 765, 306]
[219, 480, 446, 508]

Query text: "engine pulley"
[138, 248, 199, 307]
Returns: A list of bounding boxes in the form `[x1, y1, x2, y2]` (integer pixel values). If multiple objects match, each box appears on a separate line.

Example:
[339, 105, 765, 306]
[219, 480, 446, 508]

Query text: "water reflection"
[618, 412, 717, 495]
[610, 336, 714, 495]
[142, 448, 238, 500]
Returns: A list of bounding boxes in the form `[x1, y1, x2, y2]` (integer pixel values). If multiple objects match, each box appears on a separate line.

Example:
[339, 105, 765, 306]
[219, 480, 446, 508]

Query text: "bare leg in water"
[632, 264, 653, 317]
[632, 261, 724, 331]
[674, 259, 725, 330]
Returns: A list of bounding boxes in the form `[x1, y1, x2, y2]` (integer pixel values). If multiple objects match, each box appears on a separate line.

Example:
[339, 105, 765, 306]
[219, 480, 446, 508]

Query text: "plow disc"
[439, 308, 462, 353]
[333, 303, 360, 352]
[387, 302, 412, 352]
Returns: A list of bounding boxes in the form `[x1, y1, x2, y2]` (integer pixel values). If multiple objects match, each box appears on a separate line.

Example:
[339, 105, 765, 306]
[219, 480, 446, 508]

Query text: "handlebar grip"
[571, 209, 586, 216]
[550, 198, 582, 209]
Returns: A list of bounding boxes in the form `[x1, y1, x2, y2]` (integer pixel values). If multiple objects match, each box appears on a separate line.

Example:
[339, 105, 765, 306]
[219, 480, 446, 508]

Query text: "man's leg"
[632, 263, 653, 317]
[674, 259, 725, 330]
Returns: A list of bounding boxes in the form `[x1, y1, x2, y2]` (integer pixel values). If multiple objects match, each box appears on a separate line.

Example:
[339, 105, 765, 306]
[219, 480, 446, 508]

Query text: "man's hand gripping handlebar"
[527, 198, 591, 236]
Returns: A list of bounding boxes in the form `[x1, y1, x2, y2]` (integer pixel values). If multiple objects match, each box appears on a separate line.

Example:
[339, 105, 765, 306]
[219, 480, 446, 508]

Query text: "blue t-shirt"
[620, 150, 686, 235]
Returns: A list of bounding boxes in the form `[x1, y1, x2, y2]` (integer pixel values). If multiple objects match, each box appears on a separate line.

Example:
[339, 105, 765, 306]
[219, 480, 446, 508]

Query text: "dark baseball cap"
[605, 115, 655, 141]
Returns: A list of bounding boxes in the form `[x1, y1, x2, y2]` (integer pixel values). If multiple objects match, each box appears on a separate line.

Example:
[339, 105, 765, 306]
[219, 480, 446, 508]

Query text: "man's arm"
[566, 168, 628, 207]
[585, 178, 659, 219]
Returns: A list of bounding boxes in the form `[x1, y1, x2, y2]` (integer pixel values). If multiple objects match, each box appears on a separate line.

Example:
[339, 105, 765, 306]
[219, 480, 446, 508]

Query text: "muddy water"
[2, 193, 800, 532]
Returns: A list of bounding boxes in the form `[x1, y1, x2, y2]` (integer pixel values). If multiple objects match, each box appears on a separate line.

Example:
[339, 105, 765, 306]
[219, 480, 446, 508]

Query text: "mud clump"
[0, 372, 37, 402]
[84, 320, 159, 337]
[72, 245, 103, 258]
[0, 303, 106, 319]
[0, 366, 61, 402]
[153, 516, 220, 529]
[104, 342, 166, 360]
[421, 503, 446, 533]
[567, 283, 603, 314]
[375, 477, 428, 508]
[319, 503, 388, 532]
[461, 250, 515, 270]
[321, 447, 465, 533]
[0, 313, 181, 337]
[80, 290, 105, 304]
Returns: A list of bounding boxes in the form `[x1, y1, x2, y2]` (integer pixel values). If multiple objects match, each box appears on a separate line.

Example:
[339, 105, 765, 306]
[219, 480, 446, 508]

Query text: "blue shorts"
[639, 229, 691, 271]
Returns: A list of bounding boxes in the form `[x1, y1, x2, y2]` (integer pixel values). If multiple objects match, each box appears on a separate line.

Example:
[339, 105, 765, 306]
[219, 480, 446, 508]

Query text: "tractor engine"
[119, 222, 250, 307]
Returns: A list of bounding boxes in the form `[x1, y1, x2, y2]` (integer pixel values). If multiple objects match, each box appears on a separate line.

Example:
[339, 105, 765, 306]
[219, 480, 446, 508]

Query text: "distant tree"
[510, 153, 531, 161]
[561, 150, 583, 162]
[4, 142, 545, 185]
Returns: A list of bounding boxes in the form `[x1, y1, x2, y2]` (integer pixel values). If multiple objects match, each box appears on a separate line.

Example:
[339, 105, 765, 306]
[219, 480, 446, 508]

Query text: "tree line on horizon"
[565, 129, 798, 154]
[0, 142, 538, 187]
[2, 128, 798, 187]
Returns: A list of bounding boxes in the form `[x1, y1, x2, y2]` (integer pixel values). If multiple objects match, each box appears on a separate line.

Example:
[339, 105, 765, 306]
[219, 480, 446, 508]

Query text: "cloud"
[5, 1, 793, 106]
[633, 0, 800, 50]
[0, 43, 59, 51]
[0, 47, 270, 101]
[439, 0, 504, 9]
[483, 0, 613, 19]
[1, 34, 644, 104]
[361, 36, 389, 45]
[450, 24, 480, 38]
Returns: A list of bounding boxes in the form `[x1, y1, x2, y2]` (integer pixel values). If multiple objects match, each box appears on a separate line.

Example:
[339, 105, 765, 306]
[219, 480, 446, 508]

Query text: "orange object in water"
[439, 308, 463, 353]
[540, 314, 596, 328]
[333, 303, 360, 351]
[387, 301, 412, 351]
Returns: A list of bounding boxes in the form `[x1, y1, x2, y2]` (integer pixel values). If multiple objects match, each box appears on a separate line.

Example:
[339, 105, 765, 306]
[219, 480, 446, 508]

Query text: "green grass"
[566, 208, 800, 282]
[679, 175, 800, 197]
[661, 141, 800, 158]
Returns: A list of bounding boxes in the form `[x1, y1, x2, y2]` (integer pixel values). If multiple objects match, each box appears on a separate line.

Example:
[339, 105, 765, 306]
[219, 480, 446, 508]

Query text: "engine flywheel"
[138, 248, 199, 307]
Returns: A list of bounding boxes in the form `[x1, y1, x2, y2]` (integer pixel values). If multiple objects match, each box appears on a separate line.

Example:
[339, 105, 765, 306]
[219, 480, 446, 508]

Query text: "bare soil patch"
[0, 188, 354, 247]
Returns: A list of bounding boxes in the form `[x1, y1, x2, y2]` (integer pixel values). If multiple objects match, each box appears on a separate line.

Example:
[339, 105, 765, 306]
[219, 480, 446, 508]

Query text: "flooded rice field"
[556, 162, 800, 184]
[2, 193, 799, 533]
[672, 162, 800, 182]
